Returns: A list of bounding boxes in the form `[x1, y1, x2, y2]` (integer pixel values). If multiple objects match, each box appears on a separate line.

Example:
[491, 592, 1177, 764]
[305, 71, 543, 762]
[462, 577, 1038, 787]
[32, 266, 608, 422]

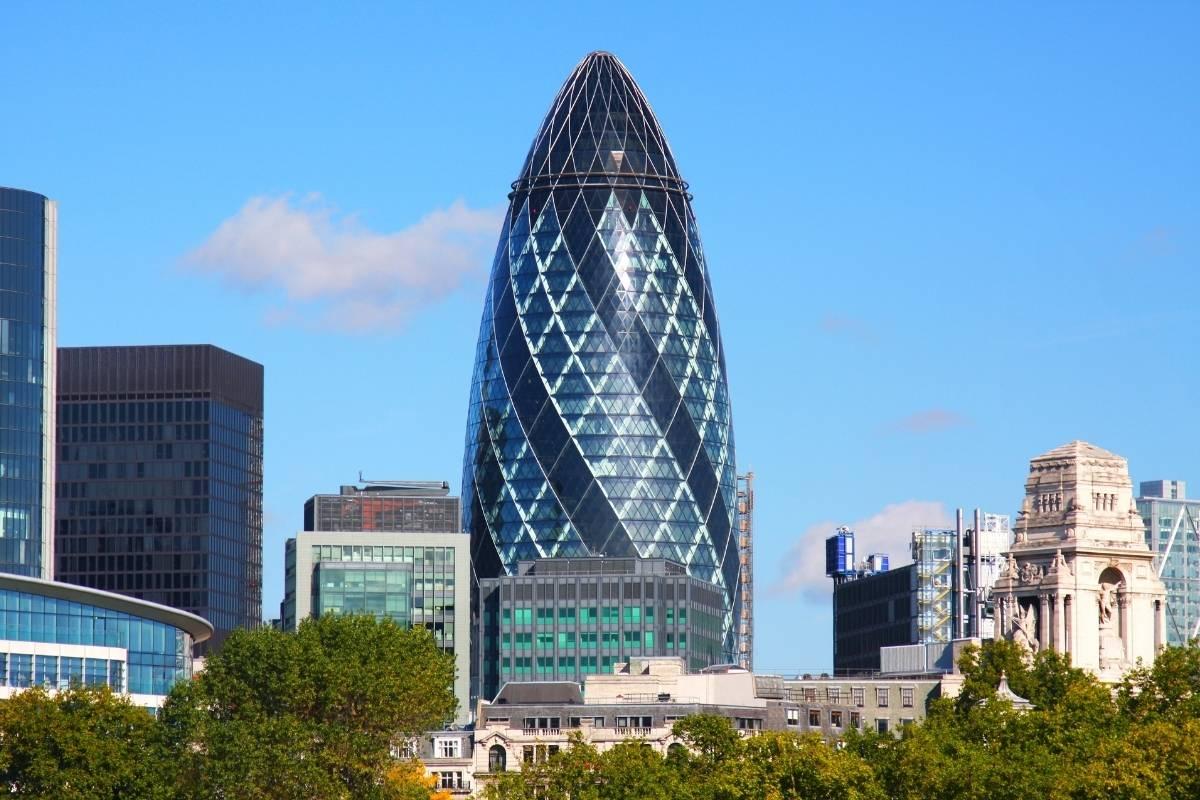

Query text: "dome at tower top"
[515, 51, 685, 194]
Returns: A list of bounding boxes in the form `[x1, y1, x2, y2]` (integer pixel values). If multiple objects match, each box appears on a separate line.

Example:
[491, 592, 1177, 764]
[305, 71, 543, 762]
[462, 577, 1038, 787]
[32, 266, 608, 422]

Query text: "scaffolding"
[735, 472, 755, 670]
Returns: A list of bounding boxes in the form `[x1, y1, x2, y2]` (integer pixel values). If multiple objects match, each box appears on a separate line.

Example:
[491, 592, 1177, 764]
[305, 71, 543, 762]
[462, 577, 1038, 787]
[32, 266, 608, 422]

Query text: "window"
[537, 607, 554, 624]
[391, 738, 418, 759]
[786, 708, 799, 726]
[850, 711, 861, 729]
[435, 737, 461, 758]
[827, 687, 841, 704]
[803, 687, 816, 702]
[830, 710, 843, 728]
[901, 688, 915, 708]
[623, 606, 641, 624]
[736, 718, 762, 730]
[808, 709, 820, 726]
[852, 687, 865, 707]
[901, 717, 915, 728]
[558, 607, 576, 624]
[602, 606, 619, 624]
[580, 632, 597, 649]
[876, 719, 889, 734]
[876, 688, 889, 708]
[579, 607, 598, 624]
[644, 631, 654, 648]
[536, 633, 553, 649]
[514, 608, 532, 625]
[665, 608, 674, 624]
[437, 772, 465, 790]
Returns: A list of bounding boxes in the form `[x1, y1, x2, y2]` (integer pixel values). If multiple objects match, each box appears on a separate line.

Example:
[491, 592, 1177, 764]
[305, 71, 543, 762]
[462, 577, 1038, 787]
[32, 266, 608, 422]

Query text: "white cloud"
[185, 194, 504, 332]
[770, 500, 955, 600]
[885, 408, 971, 434]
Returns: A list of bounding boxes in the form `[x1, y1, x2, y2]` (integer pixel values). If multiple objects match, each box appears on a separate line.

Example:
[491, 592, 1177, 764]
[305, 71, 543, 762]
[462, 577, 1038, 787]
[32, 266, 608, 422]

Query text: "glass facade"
[477, 557, 724, 700]
[0, 187, 54, 578]
[55, 346, 264, 652]
[1138, 490, 1200, 645]
[296, 541, 459, 653]
[312, 562, 412, 622]
[0, 584, 195, 696]
[462, 52, 739, 655]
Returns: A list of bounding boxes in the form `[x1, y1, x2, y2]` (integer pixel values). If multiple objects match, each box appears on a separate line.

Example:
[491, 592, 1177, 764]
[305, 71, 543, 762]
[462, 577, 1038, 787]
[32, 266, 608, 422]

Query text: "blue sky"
[4, 3, 1196, 671]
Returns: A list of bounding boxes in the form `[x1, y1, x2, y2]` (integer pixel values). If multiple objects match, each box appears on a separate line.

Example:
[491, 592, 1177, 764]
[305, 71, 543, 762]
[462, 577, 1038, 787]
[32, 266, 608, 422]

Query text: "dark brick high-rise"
[55, 345, 263, 652]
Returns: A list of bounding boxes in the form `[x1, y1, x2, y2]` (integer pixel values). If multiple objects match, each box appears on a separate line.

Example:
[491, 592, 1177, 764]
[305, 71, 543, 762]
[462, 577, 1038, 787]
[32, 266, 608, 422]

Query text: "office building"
[283, 526, 471, 724]
[1137, 479, 1199, 645]
[0, 571, 211, 709]
[461, 51, 742, 658]
[304, 479, 459, 533]
[829, 512, 1011, 674]
[55, 345, 263, 652]
[832, 563, 918, 674]
[476, 557, 725, 701]
[0, 187, 56, 579]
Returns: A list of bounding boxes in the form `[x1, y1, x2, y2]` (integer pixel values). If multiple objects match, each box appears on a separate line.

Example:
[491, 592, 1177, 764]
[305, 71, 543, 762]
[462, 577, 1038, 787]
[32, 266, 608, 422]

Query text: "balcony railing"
[521, 728, 561, 736]
[615, 727, 653, 738]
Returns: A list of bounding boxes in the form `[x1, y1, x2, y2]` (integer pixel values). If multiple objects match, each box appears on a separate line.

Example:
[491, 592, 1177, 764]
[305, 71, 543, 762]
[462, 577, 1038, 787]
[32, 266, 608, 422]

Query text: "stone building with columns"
[993, 441, 1167, 681]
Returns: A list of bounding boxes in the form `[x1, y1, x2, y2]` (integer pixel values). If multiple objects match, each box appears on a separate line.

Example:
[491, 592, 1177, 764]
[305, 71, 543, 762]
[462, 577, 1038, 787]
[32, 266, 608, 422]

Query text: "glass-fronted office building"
[0, 187, 56, 579]
[1138, 480, 1200, 645]
[477, 557, 725, 701]
[55, 345, 264, 652]
[283, 530, 471, 723]
[0, 571, 211, 706]
[462, 51, 740, 656]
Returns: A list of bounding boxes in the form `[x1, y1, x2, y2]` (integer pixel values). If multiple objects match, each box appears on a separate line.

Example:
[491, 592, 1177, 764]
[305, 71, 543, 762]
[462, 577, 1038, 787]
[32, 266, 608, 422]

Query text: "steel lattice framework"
[462, 52, 739, 655]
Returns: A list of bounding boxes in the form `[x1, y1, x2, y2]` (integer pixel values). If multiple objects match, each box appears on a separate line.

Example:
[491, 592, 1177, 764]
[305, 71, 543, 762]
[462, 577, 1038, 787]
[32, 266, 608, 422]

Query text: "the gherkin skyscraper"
[463, 52, 739, 656]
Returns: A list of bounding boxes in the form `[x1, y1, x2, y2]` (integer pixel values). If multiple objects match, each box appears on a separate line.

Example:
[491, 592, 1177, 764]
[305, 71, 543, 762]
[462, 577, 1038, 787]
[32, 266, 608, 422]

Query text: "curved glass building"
[0, 572, 211, 705]
[463, 52, 738, 654]
[0, 188, 55, 579]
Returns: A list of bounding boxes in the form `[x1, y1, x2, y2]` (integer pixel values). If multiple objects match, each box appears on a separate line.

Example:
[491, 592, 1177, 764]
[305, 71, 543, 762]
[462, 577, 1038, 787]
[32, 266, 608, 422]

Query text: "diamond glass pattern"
[463, 52, 739, 656]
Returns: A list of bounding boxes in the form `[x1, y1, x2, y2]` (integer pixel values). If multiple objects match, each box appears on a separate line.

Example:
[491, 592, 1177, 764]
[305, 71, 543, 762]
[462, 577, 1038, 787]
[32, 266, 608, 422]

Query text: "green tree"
[0, 685, 169, 800]
[1118, 643, 1200, 723]
[162, 613, 456, 800]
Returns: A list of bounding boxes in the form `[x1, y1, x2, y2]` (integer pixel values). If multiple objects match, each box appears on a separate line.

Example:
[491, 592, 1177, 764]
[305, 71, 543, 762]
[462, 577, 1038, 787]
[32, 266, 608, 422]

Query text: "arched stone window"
[489, 744, 507, 773]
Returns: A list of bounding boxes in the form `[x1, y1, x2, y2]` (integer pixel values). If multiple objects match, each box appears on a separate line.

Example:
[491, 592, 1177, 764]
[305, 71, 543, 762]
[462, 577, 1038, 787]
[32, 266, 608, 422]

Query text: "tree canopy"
[5, 634, 1200, 799]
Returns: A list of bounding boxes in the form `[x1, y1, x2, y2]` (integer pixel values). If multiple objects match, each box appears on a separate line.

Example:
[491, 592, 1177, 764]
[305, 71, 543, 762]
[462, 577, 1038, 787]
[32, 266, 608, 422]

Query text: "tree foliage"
[7, 636, 1200, 799]
[496, 643, 1200, 800]
[0, 614, 456, 800]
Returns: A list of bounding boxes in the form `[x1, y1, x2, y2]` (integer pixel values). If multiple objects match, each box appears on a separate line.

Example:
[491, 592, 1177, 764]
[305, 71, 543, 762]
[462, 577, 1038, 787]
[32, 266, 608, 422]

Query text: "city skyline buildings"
[461, 51, 742, 658]
[4, 5, 1196, 673]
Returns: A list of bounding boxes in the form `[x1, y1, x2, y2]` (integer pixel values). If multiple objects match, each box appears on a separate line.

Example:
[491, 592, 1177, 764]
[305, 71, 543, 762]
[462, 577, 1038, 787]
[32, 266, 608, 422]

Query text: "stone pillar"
[1039, 594, 1050, 650]
[1152, 599, 1161, 652]
[1118, 592, 1130, 660]
[1063, 595, 1073, 663]
[1054, 593, 1065, 652]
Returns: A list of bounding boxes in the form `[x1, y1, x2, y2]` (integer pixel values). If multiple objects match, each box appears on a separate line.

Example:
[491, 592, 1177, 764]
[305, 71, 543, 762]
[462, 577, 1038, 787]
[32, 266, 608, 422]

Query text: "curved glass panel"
[0, 587, 192, 695]
[463, 53, 738, 655]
